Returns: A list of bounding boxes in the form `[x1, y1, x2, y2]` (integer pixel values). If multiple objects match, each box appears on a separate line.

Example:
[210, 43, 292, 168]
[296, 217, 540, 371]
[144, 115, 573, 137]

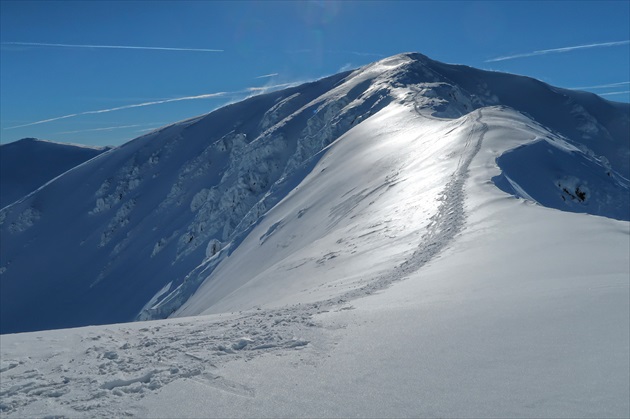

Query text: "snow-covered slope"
[1, 89, 627, 418]
[0, 138, 109, 209]
[1, 53, 628, 336]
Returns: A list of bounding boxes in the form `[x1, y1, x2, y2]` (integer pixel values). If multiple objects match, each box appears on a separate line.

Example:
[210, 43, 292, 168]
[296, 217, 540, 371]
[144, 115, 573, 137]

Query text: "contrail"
[54, 124, 150, 135]
[569, 81, 630, 90]
[2, 41, 223, 53]
[5, 93, 228, 129]
[5, 82, 301, 130]
[600, 90, 630, 96]
[486, 40, 630, 62]
[255, 73, 279, 79]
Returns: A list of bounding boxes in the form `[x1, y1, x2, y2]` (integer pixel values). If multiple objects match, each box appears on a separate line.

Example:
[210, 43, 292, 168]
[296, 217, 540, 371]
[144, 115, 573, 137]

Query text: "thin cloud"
[600, 90, 630, 96]
[486, 40, 630, 62]
[246, 82, 297, 92]
[5, 93, 229, 130]
[5, 83, 302, 130]
[2, 41, 223, 53]
[255, 73, 279, 79]
[569, 81, 630, 90]
[339, 63, 355, 72]
[54, 124, 161, 135]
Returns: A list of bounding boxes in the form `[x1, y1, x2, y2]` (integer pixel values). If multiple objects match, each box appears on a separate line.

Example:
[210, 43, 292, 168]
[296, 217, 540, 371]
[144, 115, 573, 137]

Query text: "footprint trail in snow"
[0, 108, 487, 417]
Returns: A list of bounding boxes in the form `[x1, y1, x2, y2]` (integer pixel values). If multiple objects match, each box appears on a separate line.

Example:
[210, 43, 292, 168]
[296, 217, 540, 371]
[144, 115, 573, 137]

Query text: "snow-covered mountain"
[0, 53, 628, 336]
[0, 138, 110, 209]
[1, 52, 628, 418]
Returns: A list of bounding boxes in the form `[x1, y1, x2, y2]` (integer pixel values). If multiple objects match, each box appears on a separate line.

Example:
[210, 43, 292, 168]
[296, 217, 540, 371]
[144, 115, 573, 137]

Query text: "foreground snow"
[143, 203, 629, 418]
[1, 104, 628, 417]
[3, 207, 627, 417]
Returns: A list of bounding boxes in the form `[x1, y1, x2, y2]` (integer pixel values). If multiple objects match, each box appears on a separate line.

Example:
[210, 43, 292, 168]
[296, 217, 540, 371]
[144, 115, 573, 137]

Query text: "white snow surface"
[1, 52, 629, 417]
[1, 53, 628, 334]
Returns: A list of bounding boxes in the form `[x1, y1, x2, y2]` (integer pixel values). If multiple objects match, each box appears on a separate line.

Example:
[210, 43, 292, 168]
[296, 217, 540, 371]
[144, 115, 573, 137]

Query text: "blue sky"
[1, 1, 628, 146]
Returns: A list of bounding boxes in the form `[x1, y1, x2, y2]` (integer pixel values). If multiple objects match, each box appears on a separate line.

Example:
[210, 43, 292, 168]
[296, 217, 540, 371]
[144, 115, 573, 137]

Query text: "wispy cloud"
[569, 81, 630, 90]
[246, 82, 297, 92]
[5, 83, 301, 130]
[600, 90, 630, 96]
[1, 41, 223, 53]
[255, 73, 279, 79]
[339, 63, 355, 72]
[486, 40, 630, 62]
[54, 124, 161, 135]
[5, 93, 229, 129]
[136, 127, 162, 133]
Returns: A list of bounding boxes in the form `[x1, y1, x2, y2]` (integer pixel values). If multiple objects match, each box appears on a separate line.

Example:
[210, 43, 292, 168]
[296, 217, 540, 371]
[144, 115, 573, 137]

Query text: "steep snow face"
[493, 138, 629, 220]
[170, 99, 629, 319]
[0, 106, 627, 419]
[173, 103, 484, 318]
[0, 138, 110, 209]
[0, 64, 392, 334]
[1, 53, 628, 334]
[419, 54, 630, 179]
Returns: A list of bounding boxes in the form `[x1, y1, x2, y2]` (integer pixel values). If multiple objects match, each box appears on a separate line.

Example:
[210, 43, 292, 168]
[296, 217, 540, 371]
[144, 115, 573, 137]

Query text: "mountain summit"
[1, 52, 629, 419]
[1, 52, 628, 334]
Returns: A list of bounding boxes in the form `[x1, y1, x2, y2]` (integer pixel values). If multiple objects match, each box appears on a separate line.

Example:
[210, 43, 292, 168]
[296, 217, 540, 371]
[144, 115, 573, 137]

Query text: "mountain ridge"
[1, 52, 628, 334]
[0, 138, 110, 209]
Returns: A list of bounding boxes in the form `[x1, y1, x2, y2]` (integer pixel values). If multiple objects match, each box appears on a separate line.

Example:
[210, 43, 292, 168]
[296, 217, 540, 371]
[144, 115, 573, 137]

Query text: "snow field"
[1, 52, 628, 417]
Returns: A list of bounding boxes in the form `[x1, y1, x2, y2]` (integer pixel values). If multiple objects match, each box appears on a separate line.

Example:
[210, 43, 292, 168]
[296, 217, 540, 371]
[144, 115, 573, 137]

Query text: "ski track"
[0, 108, 487, 418]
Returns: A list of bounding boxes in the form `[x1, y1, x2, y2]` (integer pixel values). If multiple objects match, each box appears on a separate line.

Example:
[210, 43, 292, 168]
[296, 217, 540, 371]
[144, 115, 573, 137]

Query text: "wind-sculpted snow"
[0, 108, 490, 417]
[6, 105, 624, 419]
[493, 138, 630, 221]
[0, 61, 393, 333]
[1, 52, 628, 335]
[1, 54, 628, 417]
[421, 54, 630, 179]
[170, 100, 491, 320]
[301, 110, 487, 306]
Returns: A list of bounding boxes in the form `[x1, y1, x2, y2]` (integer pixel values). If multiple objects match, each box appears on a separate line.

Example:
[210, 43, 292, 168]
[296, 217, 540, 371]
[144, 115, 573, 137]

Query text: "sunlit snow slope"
[1, 52, 628, 418]
[1, 53, 628, 334]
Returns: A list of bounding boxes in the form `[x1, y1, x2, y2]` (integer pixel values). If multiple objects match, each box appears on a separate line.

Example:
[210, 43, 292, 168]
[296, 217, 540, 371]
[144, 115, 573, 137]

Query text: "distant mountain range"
[0, 138, 110, 209]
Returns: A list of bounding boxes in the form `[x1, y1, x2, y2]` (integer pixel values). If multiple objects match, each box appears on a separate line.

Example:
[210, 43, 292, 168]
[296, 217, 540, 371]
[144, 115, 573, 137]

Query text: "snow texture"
[0, 52, 628, 418]
[3, 53, 626, 335]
